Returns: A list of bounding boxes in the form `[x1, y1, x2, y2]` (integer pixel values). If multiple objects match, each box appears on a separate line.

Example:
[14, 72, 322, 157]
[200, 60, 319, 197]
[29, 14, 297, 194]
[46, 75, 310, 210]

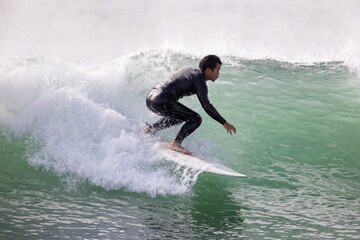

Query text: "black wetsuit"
[146, 67, 226, 144]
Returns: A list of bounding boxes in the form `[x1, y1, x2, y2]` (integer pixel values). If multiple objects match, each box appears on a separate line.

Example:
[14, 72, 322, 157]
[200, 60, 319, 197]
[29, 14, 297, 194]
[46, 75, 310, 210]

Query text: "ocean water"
[1, 1, 360, 239]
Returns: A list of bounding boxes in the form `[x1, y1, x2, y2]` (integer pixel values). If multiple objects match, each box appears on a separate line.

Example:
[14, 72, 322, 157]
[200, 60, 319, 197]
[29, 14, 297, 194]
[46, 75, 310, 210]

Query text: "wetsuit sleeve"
[195, 81, 227, 125]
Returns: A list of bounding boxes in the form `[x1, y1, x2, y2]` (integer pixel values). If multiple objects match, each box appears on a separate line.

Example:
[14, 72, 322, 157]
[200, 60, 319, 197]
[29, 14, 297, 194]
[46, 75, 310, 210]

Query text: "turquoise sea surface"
[1, 1, 360, 239]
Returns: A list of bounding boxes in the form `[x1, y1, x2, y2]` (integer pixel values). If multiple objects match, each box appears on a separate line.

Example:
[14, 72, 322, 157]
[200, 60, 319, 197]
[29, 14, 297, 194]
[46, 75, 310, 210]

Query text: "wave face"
[1, 51, 359, 239]
[1, 2, 360, 239]
[1, 0, 360, 197]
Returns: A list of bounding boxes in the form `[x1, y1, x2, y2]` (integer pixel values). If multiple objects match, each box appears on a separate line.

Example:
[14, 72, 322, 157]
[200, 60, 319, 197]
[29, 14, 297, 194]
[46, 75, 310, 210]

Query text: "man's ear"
[204, 67, 211, 78]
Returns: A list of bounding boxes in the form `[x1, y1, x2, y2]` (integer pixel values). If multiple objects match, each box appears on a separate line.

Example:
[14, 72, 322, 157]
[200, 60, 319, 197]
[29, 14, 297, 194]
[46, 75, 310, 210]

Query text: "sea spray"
[1, 0, 359, 66]
[1, 1, 360, 239]
[0, 56, 203, 196]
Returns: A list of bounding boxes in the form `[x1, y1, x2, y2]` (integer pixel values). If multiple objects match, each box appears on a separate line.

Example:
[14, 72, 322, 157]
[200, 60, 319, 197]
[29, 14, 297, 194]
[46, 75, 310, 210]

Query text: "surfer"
[145, 55, 236, 155]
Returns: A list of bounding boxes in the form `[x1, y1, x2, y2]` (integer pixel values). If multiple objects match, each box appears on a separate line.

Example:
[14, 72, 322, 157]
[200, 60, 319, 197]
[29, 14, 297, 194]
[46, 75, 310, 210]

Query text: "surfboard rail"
[151, 140, 247, 178]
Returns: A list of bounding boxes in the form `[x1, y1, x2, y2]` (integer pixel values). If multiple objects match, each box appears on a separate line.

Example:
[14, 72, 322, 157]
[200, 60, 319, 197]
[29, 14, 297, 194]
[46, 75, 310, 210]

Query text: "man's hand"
[223, 122, 236, 136]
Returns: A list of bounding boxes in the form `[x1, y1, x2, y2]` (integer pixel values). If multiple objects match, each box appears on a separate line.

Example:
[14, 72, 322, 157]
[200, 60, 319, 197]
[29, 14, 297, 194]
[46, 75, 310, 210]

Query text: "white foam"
[0, 57, 197, 196]
[1, 0, 360, 194]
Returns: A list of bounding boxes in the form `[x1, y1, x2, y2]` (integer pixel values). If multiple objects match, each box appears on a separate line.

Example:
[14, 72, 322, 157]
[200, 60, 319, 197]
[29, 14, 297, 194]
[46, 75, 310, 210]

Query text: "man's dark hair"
[199, 55, 222, 72]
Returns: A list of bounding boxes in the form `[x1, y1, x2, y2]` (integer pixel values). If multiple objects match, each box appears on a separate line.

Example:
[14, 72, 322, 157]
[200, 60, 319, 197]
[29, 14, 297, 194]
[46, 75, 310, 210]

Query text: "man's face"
[206, 63, 221, 82]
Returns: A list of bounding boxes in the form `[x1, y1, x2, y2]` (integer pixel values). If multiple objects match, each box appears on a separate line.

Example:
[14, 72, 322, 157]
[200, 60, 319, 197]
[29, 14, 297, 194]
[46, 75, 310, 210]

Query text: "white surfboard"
[152, 140, 247, 178]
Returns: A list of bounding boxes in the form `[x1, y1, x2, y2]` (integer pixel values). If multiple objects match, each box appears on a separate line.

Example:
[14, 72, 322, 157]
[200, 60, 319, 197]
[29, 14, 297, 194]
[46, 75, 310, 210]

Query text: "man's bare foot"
[168, 140, 192, 155]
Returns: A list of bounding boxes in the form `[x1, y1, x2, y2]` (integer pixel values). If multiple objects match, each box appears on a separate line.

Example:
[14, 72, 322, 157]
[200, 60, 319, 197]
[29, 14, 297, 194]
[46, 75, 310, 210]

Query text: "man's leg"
[146, 117, 182, 133]
[146, 102, 201, 154]
[170, 102, 202, 145]
[146, 91, 201, 154]
[161, 102, 201, 155]
[146, 91, 183, 133]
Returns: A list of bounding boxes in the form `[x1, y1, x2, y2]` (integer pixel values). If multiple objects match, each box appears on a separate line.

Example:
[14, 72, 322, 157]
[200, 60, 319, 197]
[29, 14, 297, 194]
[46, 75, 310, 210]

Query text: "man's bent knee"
[194, 114, 202, 128]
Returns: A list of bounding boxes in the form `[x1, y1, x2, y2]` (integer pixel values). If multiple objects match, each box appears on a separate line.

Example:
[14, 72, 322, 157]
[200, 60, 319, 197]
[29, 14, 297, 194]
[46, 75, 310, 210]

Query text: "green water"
[1, 56, 360, 239]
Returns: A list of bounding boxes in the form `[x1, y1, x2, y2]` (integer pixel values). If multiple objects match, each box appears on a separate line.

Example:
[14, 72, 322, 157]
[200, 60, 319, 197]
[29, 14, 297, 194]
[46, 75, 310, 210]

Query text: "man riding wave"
[145, 55, 236, 155]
